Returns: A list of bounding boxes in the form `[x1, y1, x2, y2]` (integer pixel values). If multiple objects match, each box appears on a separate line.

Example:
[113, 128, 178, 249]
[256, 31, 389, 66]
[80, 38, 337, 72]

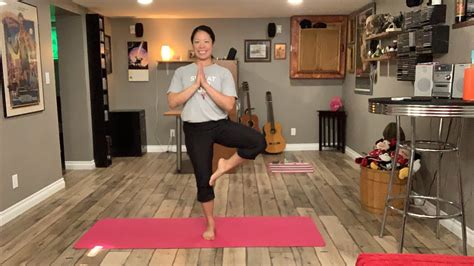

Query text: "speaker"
[452, 64, 469, 98]
[226, 47, 237, 60]
[414, 63, 435, 96]
[268, 23, 276, 38]
[135, 23, 144, 37]
[407, 0, 423, 7]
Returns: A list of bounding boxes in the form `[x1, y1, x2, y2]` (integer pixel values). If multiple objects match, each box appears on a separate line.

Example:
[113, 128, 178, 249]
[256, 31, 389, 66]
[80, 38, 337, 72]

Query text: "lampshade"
[161, 45, 172, 61]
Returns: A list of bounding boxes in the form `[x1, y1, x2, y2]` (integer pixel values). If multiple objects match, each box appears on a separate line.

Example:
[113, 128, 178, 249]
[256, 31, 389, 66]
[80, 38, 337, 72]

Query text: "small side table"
[318, 110, 347, 153]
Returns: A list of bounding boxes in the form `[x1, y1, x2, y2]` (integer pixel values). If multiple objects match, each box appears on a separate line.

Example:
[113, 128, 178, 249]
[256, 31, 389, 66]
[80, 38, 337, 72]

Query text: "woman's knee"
[197, 186, 215, 202]
[256, 133, 267, 154]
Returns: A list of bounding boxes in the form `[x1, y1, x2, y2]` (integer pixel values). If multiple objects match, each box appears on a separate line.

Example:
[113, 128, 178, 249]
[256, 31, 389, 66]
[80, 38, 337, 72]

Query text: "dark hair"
[190, 25, 215, 44]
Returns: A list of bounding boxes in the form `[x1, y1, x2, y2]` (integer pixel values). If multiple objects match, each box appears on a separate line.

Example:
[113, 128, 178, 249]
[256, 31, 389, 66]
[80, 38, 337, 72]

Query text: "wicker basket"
[359, 166, 407, 214]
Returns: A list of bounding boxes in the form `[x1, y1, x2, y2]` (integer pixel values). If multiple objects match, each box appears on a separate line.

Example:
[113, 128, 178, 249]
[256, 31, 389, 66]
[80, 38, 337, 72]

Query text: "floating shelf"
[452, 20, 474, 29]
[157, 60, 194, 64]
[364, 54, 397, 62]
[365, 31, 402, 41]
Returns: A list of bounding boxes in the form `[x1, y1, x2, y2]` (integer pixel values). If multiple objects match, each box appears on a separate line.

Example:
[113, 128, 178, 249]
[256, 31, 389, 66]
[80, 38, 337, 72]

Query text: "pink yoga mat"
[74, 216, 325, 249]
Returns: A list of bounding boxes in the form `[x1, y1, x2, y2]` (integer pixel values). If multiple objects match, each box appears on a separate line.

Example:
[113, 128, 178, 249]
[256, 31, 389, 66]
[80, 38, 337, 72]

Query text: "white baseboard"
[147, 145, 187, 153]
[0, 178, 66, 226]
[345, 146, 362, 160]
[419, 200, 474, 247]
[148, 143, 321, 153]
[65, 160, 95, 170]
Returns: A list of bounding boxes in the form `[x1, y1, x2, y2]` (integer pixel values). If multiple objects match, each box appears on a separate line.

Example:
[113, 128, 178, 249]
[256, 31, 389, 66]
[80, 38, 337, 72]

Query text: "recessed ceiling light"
[0, 1, 8, 6]
[137, 0, 153, 4]
[288, 0, 303, 5]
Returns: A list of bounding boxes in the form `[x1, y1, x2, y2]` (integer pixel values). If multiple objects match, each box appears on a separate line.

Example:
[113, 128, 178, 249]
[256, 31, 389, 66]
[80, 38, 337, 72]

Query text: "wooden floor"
[1, 151, 472, 265]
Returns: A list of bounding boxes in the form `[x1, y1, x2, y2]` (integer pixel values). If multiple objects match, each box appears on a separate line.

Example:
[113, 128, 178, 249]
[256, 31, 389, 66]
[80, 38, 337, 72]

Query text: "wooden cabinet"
[290, 16, 348, 79]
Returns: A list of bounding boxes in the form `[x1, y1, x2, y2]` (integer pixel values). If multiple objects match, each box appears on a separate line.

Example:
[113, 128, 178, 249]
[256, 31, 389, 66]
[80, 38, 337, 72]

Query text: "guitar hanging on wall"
[240, 82, 260, 132]
[263, 91, 286, 154]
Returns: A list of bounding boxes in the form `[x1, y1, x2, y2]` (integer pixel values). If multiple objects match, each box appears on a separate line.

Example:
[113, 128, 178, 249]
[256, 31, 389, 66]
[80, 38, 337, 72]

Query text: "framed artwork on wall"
[245, 39, 271, 62]
[347, 44, 355, 73]
[0, 1, 44, 118]
[274, 43, 286, 60]
[354, 3, 376, 95]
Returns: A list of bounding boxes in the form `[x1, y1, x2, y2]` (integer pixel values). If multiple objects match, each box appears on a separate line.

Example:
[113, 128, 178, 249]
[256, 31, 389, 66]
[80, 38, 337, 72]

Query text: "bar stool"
[379, 116, 468, 256]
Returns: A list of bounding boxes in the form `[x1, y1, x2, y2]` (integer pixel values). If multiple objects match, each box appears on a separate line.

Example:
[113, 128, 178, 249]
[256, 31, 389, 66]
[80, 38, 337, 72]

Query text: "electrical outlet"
[291, 128, 296, 136]
[12, 174, 18, 189]
[170, 129, 175, 137]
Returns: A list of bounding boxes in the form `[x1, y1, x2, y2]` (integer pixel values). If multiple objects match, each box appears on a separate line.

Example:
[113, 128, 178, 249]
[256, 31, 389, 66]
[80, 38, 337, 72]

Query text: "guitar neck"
[267, 101, 275, 131]
[246, 91, 252, 117]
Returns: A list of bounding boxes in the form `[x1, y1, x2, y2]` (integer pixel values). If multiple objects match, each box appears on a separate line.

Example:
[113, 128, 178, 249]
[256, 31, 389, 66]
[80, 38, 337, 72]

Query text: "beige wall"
[0, 0, 62, 211]
[108, 18, 344, 146]
[342, 0, 474, 228]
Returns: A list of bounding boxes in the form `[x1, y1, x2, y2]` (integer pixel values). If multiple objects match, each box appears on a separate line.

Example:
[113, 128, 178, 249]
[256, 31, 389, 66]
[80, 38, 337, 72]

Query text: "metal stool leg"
[456, 118, 468, 255]
[399, 117, 416, 253]
[380, 116, 401, 238]
[435, 118, 445, 239]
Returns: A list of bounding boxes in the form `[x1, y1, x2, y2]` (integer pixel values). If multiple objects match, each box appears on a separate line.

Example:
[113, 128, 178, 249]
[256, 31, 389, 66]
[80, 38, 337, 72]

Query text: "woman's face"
[192, 30, 213, 60]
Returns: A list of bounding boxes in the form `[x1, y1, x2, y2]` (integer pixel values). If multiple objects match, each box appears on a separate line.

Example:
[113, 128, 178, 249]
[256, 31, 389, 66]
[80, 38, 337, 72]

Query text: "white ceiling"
[72, 0, 371, 19]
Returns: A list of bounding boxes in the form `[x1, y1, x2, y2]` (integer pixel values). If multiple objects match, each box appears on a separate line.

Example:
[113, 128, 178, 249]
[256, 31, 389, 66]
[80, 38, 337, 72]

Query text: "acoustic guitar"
[240, 82, 260, 132]
[263, 91, 286, 154]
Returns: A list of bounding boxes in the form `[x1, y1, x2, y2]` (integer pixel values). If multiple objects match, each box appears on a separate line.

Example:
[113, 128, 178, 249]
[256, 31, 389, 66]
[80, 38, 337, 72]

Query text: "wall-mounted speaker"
[414, 64, 434, 96]
[268, 23, 276, 38]
[452, 63, 469, 98]
[135, 23, 144, 38]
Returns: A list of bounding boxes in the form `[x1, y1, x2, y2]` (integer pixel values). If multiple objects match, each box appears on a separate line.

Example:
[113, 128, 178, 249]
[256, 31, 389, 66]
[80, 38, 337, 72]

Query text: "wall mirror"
[290, 15, 347, 79]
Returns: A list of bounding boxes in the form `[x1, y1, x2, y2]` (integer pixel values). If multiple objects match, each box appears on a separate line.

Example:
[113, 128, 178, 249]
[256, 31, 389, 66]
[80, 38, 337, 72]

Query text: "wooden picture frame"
[347, 44, 355, 73]
[274, 43, 286, 60]
[348, 17, 356, 44]
[245, 40, 271, 62]
[105, 35, 113, 74]
[1, 1, 45, 117]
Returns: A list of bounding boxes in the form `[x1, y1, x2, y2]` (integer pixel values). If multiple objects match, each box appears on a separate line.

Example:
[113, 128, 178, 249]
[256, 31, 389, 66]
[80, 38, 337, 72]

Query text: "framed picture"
[104, 35, 112, 74]
[188, 49, 196, 59]
[274, 43, 286, 60]
[245, 39, 271, 62]
[348, 17, 356, 44]
[354, 3, 375, 95]
[1, 1, 45, 118]
[347, 44, 355, 73]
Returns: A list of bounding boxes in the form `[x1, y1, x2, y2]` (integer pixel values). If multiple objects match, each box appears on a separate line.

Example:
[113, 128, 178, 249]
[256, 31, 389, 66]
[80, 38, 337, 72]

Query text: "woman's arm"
[167, 68, 201, 109]
[198, 64, 235, 113]
[167, 83, 199, 109]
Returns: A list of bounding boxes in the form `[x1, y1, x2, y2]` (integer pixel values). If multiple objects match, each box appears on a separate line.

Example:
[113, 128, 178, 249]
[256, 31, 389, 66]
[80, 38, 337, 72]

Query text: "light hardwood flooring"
[0, 151, 472, 265]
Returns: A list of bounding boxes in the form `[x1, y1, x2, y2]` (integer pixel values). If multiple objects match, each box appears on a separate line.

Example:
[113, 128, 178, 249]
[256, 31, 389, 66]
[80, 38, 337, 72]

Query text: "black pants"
[183, 119, 266, 202]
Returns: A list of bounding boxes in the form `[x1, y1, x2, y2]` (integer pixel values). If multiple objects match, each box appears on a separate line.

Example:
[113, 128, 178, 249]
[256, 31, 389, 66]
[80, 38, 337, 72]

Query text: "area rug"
[268, 162, 314, 173]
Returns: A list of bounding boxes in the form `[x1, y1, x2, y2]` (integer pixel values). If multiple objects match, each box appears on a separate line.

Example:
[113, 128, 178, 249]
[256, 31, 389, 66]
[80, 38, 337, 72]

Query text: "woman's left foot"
[202, 225, 215, 240]
[209, 158, 226, 186]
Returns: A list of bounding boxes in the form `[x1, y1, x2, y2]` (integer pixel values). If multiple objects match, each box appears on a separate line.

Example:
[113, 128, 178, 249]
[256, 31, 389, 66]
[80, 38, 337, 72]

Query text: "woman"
[167, 25, 266, 240]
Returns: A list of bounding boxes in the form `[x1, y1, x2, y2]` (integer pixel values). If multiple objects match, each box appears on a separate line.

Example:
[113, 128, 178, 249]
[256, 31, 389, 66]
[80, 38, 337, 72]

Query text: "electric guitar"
[263, 91, 286, 154]
[240, 82, 260, 132]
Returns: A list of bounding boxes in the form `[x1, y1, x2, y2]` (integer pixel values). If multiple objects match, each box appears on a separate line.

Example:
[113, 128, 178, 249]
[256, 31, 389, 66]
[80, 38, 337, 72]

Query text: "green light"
[50, 5, 58, 60]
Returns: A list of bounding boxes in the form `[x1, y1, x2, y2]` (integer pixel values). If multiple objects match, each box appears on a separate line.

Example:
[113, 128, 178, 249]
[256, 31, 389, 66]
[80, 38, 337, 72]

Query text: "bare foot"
[202, 224, 215, 240]
[209, 158, 226, 186]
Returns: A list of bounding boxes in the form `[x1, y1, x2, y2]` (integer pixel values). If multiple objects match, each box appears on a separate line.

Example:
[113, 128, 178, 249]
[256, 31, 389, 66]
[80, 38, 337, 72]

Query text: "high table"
[368, 97, 474, 256]
[164, 110, 186, 173]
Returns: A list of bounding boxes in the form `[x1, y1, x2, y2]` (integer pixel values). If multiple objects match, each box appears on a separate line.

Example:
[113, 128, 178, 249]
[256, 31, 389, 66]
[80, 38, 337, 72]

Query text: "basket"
[359, 166, 407, 214]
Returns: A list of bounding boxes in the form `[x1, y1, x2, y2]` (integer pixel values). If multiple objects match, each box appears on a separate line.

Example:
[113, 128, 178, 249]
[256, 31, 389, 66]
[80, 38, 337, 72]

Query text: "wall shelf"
[364, 54, 397, 62]
[365, 30, 402, 41]
[452, 20, 474, 29]
[157, 60, 194, 64]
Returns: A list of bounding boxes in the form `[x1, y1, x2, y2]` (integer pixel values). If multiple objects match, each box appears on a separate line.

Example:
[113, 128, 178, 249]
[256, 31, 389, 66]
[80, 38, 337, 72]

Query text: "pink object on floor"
[268, 162, 314, 173]
[356, 253, 474, 265]
[74, 216, 325, 249]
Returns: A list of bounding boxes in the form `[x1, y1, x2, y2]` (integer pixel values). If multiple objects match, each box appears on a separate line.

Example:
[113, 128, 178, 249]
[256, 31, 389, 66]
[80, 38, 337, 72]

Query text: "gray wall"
[108, 18, 343, 146]
[342, 0, 474, 228]
[0, 0, 62, 211]
[56, 12, 94, 161]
